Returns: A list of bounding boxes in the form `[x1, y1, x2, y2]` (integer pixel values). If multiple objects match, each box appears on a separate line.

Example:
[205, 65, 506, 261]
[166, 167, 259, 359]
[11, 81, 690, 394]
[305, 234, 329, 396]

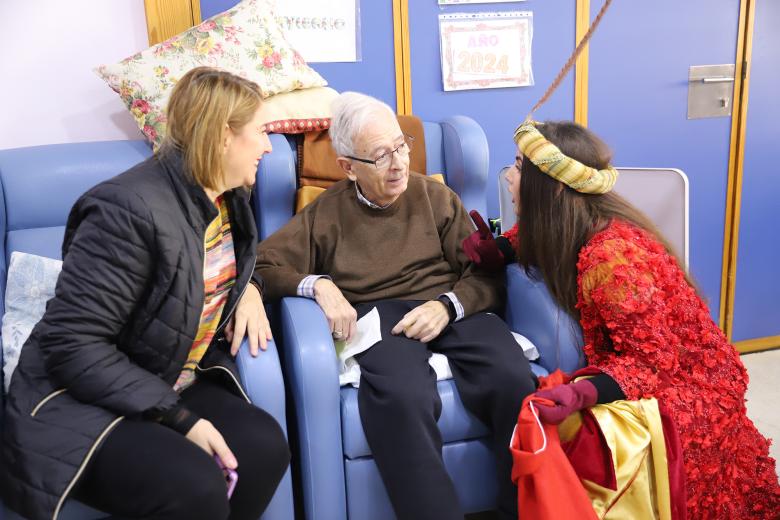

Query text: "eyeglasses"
[346, 135, 414, 171]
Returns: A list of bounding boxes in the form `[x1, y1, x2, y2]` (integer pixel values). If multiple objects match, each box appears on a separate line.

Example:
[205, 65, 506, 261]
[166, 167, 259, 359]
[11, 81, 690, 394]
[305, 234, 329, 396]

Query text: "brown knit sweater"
[255, 173, 503, 317]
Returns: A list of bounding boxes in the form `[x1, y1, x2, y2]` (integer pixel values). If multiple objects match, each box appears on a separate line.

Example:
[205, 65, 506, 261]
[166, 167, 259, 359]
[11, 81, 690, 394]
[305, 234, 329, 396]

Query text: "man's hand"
[314, 278, 358, 341]
[185, 419, 238, 470]
[391, 300, 450, 343]
[226, 283, 272, 356]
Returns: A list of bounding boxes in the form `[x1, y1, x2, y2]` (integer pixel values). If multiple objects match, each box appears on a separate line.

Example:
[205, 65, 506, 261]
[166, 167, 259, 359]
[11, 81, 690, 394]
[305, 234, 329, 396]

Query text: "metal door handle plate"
[702, 77, 735, 83]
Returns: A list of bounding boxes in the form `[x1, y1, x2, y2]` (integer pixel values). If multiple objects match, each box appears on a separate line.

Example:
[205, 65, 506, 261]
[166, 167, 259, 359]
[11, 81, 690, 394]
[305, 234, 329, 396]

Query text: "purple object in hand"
[214, 454, 238, 498]
[533, 379, 598, 425]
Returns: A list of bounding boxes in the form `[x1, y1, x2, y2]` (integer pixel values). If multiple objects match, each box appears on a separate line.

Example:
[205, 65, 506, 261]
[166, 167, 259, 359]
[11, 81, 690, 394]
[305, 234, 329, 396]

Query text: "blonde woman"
[2, 67, 290, 520]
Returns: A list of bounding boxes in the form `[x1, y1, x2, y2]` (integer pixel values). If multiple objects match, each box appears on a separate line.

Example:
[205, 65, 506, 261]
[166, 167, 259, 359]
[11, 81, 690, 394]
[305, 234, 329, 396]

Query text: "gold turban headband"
[513, 120, 619, 195]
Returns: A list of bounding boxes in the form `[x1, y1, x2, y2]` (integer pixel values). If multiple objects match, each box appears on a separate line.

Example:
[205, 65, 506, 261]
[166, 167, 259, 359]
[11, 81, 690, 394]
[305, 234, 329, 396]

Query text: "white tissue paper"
[336, 308, 541, 388]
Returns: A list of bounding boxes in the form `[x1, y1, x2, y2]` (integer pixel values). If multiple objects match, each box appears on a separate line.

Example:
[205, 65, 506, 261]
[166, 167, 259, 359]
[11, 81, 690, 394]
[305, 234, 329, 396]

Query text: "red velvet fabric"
[561, 409, 618, 491]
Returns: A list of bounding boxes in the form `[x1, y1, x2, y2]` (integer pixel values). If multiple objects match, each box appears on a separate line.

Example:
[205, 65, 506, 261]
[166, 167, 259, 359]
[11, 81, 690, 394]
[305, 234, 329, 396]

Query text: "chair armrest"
[254, 134, 297, 241]
[236, 337, 295, 520]
[441, 115, 489, 217]
[279, 297, 347, 520]
[504, 265, 585, 374]
[236, 337, 287, 433]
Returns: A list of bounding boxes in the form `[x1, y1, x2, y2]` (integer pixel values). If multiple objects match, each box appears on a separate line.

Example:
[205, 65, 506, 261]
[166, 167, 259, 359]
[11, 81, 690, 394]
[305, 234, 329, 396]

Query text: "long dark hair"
[515, 121, 694, 320]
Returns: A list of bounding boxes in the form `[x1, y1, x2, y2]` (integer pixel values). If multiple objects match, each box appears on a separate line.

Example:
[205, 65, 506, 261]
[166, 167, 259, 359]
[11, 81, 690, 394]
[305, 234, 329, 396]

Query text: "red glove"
[533, 379, 598, 425]
[462, 210, 505, 271]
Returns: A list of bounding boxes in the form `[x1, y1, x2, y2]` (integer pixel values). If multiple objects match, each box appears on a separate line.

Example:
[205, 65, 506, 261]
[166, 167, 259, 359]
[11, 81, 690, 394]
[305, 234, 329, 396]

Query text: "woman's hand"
[391, 300, 450, 343]
[226, 283, 272, 357]
[185, 418, 238, 470]
[533, 380, 598, 424]
[314, 278, 358, 342]
[461, 210, 506, 271]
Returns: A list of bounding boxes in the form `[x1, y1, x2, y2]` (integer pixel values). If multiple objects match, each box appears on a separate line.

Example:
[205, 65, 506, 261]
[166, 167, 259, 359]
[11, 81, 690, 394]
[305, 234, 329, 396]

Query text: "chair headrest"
[298, 114, 428, 190]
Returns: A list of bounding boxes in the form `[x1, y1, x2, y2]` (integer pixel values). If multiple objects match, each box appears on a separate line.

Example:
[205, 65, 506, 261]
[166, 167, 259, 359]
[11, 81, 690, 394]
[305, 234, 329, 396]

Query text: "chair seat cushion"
[340, 361, 548, 459]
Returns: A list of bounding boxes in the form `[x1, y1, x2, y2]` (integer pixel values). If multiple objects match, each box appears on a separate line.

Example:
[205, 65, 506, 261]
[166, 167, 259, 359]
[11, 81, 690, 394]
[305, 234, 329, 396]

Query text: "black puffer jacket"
[1, 150, 260, 520]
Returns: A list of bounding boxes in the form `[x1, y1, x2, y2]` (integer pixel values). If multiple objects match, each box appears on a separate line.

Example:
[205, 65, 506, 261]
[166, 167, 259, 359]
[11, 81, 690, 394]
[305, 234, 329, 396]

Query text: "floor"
[466, 348, 780, 519]
[742, 348, 780, 475]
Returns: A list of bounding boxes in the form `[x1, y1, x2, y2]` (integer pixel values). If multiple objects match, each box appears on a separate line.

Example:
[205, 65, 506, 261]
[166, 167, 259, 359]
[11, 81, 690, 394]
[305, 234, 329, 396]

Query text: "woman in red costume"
[464, 120, 779, 519]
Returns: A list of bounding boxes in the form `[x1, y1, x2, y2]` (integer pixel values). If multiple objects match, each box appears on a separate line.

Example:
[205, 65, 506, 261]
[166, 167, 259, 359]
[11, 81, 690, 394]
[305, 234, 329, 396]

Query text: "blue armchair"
[0, 141, 294, 520]
[255, 116, 585, 519]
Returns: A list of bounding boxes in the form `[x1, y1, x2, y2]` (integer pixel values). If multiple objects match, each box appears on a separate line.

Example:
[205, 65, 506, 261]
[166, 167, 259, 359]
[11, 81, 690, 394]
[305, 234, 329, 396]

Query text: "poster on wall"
[274, 0, 360, 63]
[439, 11, 533, 92]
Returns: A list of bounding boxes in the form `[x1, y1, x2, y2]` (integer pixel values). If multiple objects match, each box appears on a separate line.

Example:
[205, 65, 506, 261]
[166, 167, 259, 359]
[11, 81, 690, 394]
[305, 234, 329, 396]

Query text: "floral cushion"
[95, 0, 327, 146]
[2, 252, 62, 391]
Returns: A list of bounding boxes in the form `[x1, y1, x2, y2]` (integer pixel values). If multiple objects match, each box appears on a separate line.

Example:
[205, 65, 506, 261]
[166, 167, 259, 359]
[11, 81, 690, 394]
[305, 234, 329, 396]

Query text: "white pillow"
[2, 252, 62, 391]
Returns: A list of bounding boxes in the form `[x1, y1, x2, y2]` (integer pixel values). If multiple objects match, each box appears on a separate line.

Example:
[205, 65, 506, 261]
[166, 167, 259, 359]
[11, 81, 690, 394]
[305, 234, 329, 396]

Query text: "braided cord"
[527, 0, 614, 119]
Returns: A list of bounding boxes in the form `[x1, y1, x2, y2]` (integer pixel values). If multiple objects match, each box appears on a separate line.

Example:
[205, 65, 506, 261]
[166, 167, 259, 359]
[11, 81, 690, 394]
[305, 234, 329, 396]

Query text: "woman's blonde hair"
[161, 66, 263, 191]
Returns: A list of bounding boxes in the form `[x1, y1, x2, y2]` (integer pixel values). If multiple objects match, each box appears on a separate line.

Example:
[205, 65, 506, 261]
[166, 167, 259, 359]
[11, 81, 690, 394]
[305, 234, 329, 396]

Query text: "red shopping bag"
[510, 370, 598, 520]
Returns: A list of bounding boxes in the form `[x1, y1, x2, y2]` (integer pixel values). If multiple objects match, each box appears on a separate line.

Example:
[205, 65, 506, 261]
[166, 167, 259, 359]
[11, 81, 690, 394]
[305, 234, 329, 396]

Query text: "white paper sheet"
[274, 0, 360, 63]
[335, 307, 382, 374]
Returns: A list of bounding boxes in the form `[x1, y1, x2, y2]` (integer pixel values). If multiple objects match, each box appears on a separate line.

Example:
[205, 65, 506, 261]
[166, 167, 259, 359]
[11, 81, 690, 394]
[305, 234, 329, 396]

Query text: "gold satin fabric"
[558, 398, 672, 520]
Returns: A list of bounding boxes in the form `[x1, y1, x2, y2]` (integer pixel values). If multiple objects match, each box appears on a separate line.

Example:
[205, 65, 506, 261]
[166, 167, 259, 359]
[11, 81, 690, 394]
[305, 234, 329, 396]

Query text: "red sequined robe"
[574, 219, 779, 519]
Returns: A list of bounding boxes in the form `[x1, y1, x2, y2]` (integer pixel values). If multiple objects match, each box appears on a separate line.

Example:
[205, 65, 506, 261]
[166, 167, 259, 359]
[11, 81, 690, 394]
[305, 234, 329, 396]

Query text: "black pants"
[73, 378, 290, 520]
[354, 300, 537, 520]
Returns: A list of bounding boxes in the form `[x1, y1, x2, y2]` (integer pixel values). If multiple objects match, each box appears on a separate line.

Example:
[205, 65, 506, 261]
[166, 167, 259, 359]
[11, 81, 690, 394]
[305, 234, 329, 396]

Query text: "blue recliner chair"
[0, 141, 294, 520]
[254, 116, 585, 519]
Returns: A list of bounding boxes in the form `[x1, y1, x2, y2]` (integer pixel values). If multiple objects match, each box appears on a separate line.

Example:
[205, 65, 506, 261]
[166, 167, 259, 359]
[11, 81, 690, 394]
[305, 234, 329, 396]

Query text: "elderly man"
[255, 92, 535, 519]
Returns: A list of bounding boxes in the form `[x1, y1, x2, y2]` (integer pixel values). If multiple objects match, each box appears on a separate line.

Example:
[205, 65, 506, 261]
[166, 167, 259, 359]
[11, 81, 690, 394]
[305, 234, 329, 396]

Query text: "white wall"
[0, 1, 149, 150]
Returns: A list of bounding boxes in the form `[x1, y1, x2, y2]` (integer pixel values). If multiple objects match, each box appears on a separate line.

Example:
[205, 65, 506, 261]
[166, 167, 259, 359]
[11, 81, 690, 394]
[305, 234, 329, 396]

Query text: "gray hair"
[329, 91, 396, 156]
